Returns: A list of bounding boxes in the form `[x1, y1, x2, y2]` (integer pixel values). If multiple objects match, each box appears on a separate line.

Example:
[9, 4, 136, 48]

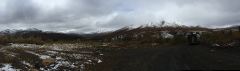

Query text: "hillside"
[0, 28, 83, 44]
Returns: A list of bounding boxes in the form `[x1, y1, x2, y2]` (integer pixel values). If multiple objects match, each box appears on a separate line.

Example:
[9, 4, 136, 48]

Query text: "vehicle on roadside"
[187, 32, 201, 45]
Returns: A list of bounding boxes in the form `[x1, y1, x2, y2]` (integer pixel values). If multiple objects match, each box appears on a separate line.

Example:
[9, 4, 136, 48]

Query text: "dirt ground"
[1, 44, 240, 71]
[94, 45, 240, 71]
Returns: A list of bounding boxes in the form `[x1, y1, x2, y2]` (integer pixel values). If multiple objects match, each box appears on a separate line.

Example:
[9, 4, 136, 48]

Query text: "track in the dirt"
[93, 45, 240, 71]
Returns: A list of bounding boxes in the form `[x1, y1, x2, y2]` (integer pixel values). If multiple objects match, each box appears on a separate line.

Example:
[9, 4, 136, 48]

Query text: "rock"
[212, 44, 220, 47]
[42, 58, 55, 66]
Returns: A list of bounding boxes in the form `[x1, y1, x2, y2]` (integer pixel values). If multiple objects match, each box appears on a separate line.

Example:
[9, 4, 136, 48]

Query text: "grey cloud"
[0, 0, 39, 24]
[0, 0, 240, 33]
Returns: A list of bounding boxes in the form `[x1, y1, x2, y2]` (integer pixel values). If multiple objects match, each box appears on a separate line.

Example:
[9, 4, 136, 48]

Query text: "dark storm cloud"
[0, 0, 240, 33]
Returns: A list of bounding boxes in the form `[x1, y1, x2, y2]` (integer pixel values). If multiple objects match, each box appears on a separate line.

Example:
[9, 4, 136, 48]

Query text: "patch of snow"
[40, 55, 51, 59]
[48, 44, 78, 51]
[47, 56, 78, 70]
[43, 44, 92, 51]
[212, 44, 220, 47]
[53, 60, 71, 70]
[68, 54, 85, 59]
[46, 51, 58, 54]
[161, 32, 174, 39]
[0, 64, 18, 71]
[56, 57, 63, 60]
[9, 43, 41, 48]
[51, 45, 64, 51]
[44, 51, 59, 56]
[70, 64, 76, 68]
[97, 59, 102, 63]
[40, 68, 44, 70]
[88, 60, 92, 62]
[21, 61, 32, 67]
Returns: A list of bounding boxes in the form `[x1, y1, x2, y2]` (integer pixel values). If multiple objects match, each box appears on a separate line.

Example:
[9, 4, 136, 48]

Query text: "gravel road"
[94, 45, 240, 71]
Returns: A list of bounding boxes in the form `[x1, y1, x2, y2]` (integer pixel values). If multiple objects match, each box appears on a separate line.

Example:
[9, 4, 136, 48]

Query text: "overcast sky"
[0, 0, 240, 33]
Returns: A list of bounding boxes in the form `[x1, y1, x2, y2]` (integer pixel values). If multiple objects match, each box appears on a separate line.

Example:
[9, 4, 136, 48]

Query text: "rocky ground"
[0, 43, 103, 71]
